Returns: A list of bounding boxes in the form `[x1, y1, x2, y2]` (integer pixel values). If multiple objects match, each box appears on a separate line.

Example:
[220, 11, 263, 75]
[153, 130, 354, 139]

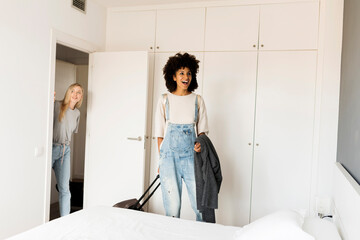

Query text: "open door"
[84, 51, 148, 208]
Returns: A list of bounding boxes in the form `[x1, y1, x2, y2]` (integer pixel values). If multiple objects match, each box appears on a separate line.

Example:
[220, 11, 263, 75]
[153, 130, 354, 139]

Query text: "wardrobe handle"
[150, 46, 153, 50]
[256, 143, 259, 146]
[248, 143, 252, 146]
[127, 136, 142, 141]
[157, 46, 159, 49]
[261, 44, 264, 48]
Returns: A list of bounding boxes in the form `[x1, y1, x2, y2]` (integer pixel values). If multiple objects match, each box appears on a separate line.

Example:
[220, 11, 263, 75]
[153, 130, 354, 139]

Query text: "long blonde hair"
[59, 83, 84, 122]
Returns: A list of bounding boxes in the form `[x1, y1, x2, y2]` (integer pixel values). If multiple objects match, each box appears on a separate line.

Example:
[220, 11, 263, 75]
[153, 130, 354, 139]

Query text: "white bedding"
[9, 207, 342, 240]
[302, 217, 341, 240]
[8, 206, 240, 240]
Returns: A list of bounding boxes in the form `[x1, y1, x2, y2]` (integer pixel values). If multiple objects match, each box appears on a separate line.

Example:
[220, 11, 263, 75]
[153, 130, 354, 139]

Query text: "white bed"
[8, 206, 239, 240]
[8, 206, 341, 240]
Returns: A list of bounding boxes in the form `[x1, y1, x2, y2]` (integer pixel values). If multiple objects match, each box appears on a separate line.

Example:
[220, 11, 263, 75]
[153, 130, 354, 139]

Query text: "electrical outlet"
[315, 197, 332, 216]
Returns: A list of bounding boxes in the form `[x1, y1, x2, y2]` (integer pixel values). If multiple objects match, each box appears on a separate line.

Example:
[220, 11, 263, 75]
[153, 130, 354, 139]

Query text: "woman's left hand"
[194, 142, 201, 152]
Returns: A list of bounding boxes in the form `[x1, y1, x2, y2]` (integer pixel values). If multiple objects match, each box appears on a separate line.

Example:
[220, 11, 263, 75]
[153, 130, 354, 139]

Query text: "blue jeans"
[52, 144, 71, 217]
[159, 123, 202, 221]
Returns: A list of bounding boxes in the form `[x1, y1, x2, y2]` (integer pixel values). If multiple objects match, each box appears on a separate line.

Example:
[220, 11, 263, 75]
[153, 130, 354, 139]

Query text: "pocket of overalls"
[169, 127, 193, 151]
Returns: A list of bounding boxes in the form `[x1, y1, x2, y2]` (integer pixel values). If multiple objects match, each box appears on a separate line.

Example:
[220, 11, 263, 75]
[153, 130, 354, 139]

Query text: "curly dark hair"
[163, 52, 199, 93]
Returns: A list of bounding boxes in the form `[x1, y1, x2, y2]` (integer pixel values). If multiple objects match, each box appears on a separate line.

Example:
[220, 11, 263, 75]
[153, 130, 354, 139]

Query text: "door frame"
[45, 29, 100, 222]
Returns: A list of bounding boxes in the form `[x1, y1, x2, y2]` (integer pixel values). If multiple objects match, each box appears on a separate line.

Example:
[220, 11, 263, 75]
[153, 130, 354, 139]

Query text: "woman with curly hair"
[52, 83, 83, 217]
[154, 52, 209, 221]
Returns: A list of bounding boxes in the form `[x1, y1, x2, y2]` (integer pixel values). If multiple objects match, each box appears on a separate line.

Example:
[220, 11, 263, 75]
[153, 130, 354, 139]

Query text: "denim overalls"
[159, 94, 202, 221]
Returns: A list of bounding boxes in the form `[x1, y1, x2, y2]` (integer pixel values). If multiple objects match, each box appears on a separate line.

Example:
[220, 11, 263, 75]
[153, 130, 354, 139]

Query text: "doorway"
[50, 43, 89, 220]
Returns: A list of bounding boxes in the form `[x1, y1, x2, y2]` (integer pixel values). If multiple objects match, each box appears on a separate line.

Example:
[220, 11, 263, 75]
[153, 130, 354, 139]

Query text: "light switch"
[34, 146, 44, 157]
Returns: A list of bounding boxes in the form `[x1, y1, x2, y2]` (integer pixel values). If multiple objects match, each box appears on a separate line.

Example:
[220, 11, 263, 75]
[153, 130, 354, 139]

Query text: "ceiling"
[92, 0, 231, 8]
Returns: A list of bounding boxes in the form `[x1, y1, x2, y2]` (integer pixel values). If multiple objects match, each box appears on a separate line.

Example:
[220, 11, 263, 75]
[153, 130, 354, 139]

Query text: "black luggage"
[113, 174, 160, 211]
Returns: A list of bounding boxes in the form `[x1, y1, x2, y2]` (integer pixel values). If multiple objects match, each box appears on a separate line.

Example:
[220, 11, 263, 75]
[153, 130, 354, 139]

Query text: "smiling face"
[70, 86, 83, 105]
[173, 67, 192, 93]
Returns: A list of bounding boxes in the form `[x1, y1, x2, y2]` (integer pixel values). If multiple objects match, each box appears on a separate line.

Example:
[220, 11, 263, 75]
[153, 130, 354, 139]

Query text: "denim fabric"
[159, 123, 202, 221]
[52, 144, 71, 217]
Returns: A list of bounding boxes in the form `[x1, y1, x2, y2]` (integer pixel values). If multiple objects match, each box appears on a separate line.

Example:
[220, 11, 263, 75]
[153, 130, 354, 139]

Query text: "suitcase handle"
[132, 174, 160, 210]
[138, 182, 161, 210]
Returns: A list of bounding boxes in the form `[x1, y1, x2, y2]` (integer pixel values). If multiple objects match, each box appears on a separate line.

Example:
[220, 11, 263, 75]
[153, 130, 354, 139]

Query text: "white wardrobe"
[106, 0, 320, 226]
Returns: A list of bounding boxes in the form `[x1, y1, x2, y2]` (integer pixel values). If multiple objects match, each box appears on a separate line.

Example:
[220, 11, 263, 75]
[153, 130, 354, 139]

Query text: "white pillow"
[302, 217, 341, 240]
[234, 210, 314, 240]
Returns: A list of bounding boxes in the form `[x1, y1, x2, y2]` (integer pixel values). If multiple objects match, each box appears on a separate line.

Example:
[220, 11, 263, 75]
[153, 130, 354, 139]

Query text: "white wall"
[73, 65, 89, 179]
[55, 60, 77, 101]
[310, 0, 343, 214]
[0, 1, 106, 239]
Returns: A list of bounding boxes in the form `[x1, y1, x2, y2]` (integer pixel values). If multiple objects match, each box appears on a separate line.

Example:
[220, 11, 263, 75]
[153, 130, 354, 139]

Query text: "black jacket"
[194, 134, 222, 222]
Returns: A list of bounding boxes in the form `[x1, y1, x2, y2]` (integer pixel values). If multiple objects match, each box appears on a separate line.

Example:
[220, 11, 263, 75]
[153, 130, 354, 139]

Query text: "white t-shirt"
[154, 92, 209, 138]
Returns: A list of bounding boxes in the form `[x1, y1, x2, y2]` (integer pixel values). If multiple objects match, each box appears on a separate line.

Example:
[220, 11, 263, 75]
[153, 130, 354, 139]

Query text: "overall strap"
[194, 94, 200, 123]
[162, 93, 169, 121]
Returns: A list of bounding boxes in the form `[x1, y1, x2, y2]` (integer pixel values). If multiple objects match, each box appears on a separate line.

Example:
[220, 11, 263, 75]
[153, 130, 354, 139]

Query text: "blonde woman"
[52, 83, 83, 217]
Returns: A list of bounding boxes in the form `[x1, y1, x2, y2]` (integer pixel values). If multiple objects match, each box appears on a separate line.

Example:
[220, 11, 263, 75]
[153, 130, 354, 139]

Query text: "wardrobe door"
[155, 8, 206, 52]
[148, 52, 204, 220]
[251, 51, 317, 221]
[106, 10, 156, 52]
[259, 2, 319, 50]
[205, 5, 259, 51]
[203, 52, 258, 226]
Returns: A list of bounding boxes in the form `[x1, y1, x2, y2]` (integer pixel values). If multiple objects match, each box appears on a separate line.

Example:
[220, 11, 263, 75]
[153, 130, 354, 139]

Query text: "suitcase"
[113, 174, 160, 211]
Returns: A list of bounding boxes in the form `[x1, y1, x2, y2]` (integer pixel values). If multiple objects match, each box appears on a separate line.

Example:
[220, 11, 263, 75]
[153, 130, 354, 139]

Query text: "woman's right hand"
[157, 137, 164, 153]
[54, 91, 56, 102]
